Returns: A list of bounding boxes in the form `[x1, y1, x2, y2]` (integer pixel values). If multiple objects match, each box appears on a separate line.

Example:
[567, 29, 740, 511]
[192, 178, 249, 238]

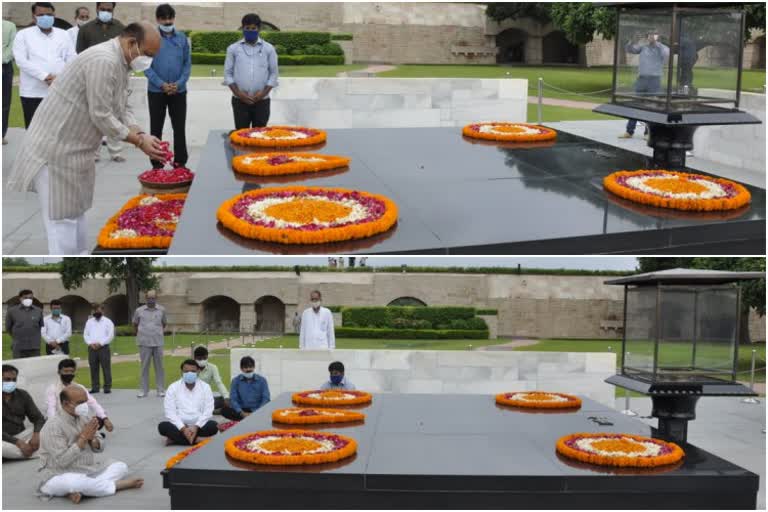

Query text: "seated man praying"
[45, 359, 113, 432]
[221, 356, 270, 422]
[320, 361, 355, 390]
[158, 359, 217, 445]
[37, 386, 142, 503]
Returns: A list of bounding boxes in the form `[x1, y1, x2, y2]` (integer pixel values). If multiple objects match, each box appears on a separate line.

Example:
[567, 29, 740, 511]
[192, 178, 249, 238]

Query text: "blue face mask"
[97, 10, 112, 23]
[243, 29, 259, 43]
[242, 371, 255, 379]
[330, 375, 343, 385]
[36, 15, 54, 30]
[159, 24, 174, 34]
[182, 371, 197, 384]
[2, 381, 17, 394]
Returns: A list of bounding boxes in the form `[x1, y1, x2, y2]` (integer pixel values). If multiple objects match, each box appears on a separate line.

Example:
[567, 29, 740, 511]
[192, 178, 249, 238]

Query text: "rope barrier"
[540, 80, 613, 97]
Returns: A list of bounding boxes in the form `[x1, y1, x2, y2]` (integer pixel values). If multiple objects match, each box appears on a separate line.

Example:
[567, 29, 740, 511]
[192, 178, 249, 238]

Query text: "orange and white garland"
[463, 122, 557, 142]
[272, 407, 365, 425]
[292, 390, 373, 406]
[217, 187, 398, 245]
[97, 193, 186, 250]
[232, 153, 350, 177]
[225, 429, 357, 466]
[230, 126, 327, 147]
[165, 438, 212, 469]
[604, 170, 751, 211]
[556, 433, 684, 468]
[496, 391, 582, 409]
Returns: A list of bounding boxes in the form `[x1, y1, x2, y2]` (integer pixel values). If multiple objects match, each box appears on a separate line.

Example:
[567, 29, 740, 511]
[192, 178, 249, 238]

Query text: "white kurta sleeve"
[163, 385, 184, 430]
[299, 310, 307, 350]
[327, 310, 335, 349]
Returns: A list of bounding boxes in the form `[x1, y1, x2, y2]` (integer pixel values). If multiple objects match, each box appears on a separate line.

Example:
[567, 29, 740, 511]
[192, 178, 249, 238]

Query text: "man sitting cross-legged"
[37, 386, 142, 504]
[158, 359, 218, 445]
[45, 359, 114, 433]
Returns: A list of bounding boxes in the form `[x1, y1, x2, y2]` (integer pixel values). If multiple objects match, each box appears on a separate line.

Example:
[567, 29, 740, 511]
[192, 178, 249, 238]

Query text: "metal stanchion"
[741, 349, 760, 404]
[537, 77, 543, 125]
[621, 350, 638, 416]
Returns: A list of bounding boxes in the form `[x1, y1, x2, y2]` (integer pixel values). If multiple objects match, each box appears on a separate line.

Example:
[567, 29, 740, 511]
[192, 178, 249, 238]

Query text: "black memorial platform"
[162, 393, 758, 509]
[166, 128, 765, 255]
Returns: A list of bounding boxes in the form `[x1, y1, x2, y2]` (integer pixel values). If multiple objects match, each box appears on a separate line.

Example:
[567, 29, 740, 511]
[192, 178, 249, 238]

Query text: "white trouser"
[40, 461, 128, 498]
[95, 136, 122, 158]
[34, 165, 88, 255]
[2, 426, 38, 459]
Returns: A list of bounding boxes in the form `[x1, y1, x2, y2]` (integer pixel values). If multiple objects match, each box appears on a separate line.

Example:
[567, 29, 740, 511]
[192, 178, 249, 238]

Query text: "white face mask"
[311, 300, 321, 309]
[21, 298, 33, 307]
[196, 360, 207, 367]
[74, 402, 90, 416]
[76, 18, 88, 26]
[129, 42, 153, 72]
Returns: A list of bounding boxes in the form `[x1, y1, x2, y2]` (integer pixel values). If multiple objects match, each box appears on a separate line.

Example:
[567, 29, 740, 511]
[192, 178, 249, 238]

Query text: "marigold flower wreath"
[462, 122, 557, 142]
[603, 170, 751, 211]
[97, 193, 186, 249]
[292, 390, 373, 406]
[230, 126, 327, 147]
[272, 407, 365, 425]
[165, 438, 212, 469]
[556, 433, 684, 468]
[232, 153, 350, 177]
[225, 429, 357, 466]
[495, 391, 582, 409]
[216, 187, 398, 245]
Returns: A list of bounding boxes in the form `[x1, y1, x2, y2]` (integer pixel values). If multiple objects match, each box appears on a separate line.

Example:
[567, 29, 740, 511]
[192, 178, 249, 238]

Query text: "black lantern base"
[651, 395, 700, 443]
[646, 124, 697, 170]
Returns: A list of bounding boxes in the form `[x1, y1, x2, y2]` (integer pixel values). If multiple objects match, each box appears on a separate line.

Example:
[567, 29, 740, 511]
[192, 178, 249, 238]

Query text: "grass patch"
[240, 334, 507, 351]
[528, 104, 615, 122]
[190, 64, 365, 78]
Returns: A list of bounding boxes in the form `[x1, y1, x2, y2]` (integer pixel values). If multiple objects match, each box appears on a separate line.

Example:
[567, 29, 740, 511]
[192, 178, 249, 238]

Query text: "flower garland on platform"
[272, 407, 365, 425]
[216, 187, 398, 245]
[462, 123, 557, 142]
[556, 433, 684, 468]
[230, 126, 327, 147]
[292, 390, 372, 406]
[218, 420, 239, 433]
[495, 391, 582, 409]
[97, 193, 186, 249]
[165, 438, 212, 469]
[225, 429, 357, 466]
[232, 153, 350, 177]
[603, 170, 751, 211]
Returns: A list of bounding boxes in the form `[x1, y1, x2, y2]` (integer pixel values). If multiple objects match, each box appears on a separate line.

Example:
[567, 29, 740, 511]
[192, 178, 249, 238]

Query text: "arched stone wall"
[387, 297, 428, 307]
[103, 295, 131, 326]
[543, 30, 579, 64]
[201, 296, 241, 333]
[254, 296, 286, 334]
[58, 295, 92, 331]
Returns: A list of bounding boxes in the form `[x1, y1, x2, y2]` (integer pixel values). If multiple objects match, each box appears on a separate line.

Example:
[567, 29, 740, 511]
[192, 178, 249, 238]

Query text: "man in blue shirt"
[319, 361, 356, 391]
[224, 13, 279, 129]
[144, 3, 190, 168]
[222, 356, 270, 421]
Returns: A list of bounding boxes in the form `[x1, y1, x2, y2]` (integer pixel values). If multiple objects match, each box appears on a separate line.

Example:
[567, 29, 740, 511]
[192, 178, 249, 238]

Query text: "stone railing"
[230, 348, 616, 406]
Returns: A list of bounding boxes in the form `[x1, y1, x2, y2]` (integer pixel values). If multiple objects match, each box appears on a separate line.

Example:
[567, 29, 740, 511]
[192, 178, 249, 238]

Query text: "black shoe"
[104, 389, 111, 394]
[90, 388, 100, 393]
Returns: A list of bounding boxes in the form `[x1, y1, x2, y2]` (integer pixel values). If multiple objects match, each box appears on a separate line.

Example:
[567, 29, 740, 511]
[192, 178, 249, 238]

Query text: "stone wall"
[3, 271, 765, 341]
[125, 77, 528, 147]
[229, 348, 617, 406]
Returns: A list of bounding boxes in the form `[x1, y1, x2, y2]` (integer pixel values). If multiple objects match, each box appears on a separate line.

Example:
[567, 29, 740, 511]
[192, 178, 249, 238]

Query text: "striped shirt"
[7, 38, 137, 220]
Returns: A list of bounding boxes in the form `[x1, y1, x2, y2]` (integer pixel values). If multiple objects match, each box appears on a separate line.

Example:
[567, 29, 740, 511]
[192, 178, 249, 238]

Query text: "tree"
[2, 257, 31, 267]
[637, 257, 765, 344]
[59, 258, 159, 314]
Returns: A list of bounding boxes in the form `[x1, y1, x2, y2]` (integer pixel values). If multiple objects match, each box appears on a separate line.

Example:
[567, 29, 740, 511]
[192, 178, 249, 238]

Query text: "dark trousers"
[231, 97, 270, 129]
[148, 91, 188, 167]
[626, 75, 661, 135]
[12, 346, 40, 359]
[213, 396, 226, 411]
[221, 406, 252, 422]
[88, 346, 112, 390]
[2, 62, 12, 138]
[45, 341, 70, 355]
[20, 96, 43, 129]
[158, 420, 218, 445]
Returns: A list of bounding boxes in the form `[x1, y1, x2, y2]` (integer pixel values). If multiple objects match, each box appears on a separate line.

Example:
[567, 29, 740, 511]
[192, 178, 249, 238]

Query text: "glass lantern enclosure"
[612, 4, 745, 114]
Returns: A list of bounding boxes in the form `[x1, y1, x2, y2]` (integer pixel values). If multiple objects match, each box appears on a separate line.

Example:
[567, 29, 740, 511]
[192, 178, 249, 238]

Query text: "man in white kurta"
[299, 290, 336, 350]
[158, 360, 218, 445]
[6, 21, 166, 255]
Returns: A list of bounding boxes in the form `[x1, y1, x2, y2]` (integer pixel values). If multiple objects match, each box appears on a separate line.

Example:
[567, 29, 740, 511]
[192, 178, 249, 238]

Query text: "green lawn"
[189, 64, 365, 78]
[232, 334, 508, 351]
[528, 104, 615, 122]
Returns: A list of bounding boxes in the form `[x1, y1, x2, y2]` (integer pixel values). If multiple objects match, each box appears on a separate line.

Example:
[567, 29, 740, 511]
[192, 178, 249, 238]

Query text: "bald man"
[7, 21, 167, 255]
[37, 387, 142, 503]
[134, 290, 167, 398]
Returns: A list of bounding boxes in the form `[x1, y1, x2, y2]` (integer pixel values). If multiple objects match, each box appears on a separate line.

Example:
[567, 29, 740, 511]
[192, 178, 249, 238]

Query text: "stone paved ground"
[2, 391, 764, 509]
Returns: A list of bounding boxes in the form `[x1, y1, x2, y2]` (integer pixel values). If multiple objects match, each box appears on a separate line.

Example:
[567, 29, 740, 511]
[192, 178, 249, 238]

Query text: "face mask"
[196, 359, 207, 367]
[2, 382, 16, 394]
[98, 10, 112, 23]
[60, 374, 75, 384]
[36, 15, 55, 30]
[130, 52, 153, 72]
[183, 371, 197, 384]
[159, 24, 174, 33]
[76, 18, 88, 26]
[94, 312, 102, 319]
[147, 299, 156, 307]
[242, 371, 255, 379]
[21, 298, 33, 307]
[311, 300, 321, 309]
[52, 308, 61, 316]
[74, 402, 90, 416]
[243, 29, 259, 43]
[330, 375, 343, 385]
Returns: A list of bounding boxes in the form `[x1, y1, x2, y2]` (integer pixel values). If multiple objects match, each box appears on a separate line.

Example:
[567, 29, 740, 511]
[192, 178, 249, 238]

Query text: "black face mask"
[60, 374, 75, 384]
[94, 312, 103, 319]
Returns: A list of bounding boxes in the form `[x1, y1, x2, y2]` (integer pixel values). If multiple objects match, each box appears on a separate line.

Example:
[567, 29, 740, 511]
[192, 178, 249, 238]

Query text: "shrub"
[190, 31, 242, 53]
[190, 30, 334, 53]
[273, 43, 287, 55]
[331, 33, 353, 41]
[264, 31, 331, 51]
[465, 317, 489, 330]
[342, 306, 480, 330]
[326, 305, 342, 313]
[191, 52, 226, 65]
[336, 327, 489, 340]
[115, 324, 134, 337]
[306, 42, 343, 56]
[190, 53, 345, 66]
[476, 308, 498, 315]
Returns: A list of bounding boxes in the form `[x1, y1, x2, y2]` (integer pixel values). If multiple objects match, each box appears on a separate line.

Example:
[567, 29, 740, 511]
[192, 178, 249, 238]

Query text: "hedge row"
[342, 306, 481, 330]
[336, 327, 489, 340]
[191, 53, 344, 66]
[191, 31, 333, 53]
[330, 33, 353, 41]
[476, 308, 498, 315]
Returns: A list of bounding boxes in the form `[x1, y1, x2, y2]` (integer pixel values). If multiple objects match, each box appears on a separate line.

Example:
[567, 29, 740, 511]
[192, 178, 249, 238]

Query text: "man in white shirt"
[66, 6, 90, 47]
[299, 290, 336, 350]
[42, 299, 72, 355]
[83, 304, 114, 395]
[158, 360, 218, 446]
[12, 2, 76, 128]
